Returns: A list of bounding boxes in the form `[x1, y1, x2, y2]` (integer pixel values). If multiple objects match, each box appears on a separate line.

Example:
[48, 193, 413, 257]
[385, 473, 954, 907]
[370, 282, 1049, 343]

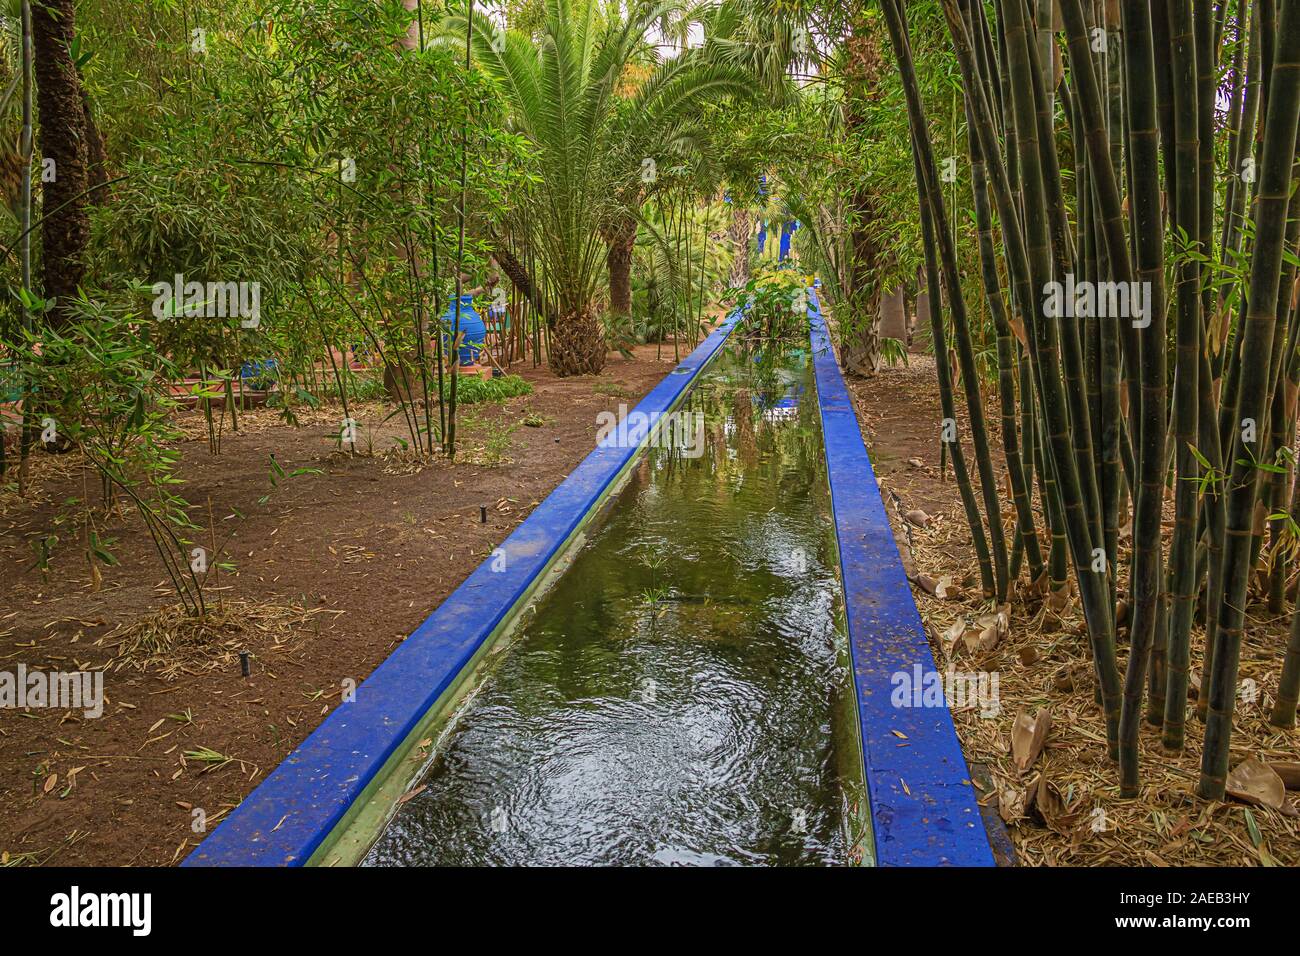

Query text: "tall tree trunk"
[79, 80, 108, 200]
[727, 206, 750, 287]
[839, 181, 884, 376]
[32, 0, 89, 324]
[838, 19, 887, 377]
[606, 217, 637, 318]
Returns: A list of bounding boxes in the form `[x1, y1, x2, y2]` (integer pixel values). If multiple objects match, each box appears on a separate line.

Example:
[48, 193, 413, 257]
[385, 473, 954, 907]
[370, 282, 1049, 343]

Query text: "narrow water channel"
[364, 343, 867, 866]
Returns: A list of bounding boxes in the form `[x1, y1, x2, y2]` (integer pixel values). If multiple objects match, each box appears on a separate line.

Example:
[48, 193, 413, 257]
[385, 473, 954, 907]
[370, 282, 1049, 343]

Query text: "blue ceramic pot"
[442, 295, 487, 366]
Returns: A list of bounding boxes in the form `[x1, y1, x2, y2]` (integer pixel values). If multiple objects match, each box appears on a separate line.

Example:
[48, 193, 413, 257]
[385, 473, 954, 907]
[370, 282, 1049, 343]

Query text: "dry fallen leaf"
[978, 624, 1001, 652]
[397, 784, 428, 805]
[1011, 707, 1052, 774]
[940, 619, 965, 660]
[1226, 757, 1287, 810]
[1028, 774, 1082, 834]
[999, 786, 1027, 823]
[976, 607, 1009, 651]
[1054, 662, 1090, 692]
[1270, 761, 1300, 791]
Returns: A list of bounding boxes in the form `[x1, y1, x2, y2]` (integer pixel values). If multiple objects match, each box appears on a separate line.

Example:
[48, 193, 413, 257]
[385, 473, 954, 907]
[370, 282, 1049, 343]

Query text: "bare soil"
[0, 344, 677, 866]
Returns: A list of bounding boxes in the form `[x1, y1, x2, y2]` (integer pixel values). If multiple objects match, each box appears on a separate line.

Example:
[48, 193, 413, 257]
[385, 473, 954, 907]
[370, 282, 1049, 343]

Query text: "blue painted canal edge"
[185, 313, 740, 867]
[808, 289, 996, 867]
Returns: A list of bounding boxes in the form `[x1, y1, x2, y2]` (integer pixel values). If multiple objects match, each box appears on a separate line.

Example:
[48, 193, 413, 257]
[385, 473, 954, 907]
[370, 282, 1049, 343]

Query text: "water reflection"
[364, 344, 857, 866]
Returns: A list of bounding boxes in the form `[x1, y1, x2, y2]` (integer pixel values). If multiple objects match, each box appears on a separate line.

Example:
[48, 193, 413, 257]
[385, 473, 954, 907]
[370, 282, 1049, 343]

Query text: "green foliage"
[440, 373, 533, 405]
[77, 0, 528, 454]
[724, 264, 810, 344]
[879, 336, 909, 368]
[9, 289, 205, 611]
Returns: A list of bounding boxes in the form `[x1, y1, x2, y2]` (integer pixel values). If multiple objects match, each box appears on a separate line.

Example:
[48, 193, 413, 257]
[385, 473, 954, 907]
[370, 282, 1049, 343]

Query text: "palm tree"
[447, 0, 749, 375]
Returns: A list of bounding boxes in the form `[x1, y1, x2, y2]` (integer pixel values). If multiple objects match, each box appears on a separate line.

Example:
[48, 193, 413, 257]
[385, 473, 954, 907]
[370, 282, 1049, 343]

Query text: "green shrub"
[441, 374, 533, 405]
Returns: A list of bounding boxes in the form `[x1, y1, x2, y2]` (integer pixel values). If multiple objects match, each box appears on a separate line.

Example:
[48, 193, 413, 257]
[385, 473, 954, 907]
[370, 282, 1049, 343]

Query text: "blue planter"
[240, 358, 278, 385]
[442, 295, 486, 366]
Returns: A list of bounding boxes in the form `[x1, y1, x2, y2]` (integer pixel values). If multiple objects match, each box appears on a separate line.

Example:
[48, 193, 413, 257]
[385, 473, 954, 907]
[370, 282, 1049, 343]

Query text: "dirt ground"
[846, 350, 1300, 867]
[0, 344, 678, 866]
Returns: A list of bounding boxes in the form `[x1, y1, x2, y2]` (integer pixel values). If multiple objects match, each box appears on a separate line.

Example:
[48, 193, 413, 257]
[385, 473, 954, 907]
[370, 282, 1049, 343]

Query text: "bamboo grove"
[880, 0, 1300, 798]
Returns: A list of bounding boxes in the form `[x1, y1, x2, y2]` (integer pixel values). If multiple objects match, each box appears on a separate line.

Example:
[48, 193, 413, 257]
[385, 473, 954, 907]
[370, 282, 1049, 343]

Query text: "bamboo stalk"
[16, 0, 34, 492]
[915, 157, 997, 597]
[1198, 0, 1300, 800]
[1160, 0, 1202, 751]
[967, 92, 1044, 581]
[885, 0, 1010, 602]
[1275, 597, 1300, 726]
[447, 0, 474, 458]
[941, 0, 1122, 753]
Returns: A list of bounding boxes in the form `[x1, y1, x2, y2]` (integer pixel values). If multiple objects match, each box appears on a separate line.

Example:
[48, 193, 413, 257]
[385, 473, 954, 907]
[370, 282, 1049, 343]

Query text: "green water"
[363, 345, 866, 866]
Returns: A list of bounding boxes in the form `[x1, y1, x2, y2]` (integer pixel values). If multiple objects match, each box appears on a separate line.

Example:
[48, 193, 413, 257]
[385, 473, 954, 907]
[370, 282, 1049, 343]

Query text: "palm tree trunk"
[839, 183, 885, 377]
[606, 216, 637, 318]
[15, 0, 35, 490]
[839, 20, 887, 378]
[549, 306, 606, 376]
[728, 206, 750, 287]
[32, 0, 90, 324]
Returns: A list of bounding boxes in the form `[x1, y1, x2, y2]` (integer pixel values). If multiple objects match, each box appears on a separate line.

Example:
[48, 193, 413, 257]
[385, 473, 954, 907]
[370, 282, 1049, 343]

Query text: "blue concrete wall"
[185, 315, 739, 866]
[808, 290, 995, 867]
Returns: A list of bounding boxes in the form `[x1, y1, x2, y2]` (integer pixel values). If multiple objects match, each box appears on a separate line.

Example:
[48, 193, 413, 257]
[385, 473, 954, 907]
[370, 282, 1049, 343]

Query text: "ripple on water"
[364, 347, 853, 867]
